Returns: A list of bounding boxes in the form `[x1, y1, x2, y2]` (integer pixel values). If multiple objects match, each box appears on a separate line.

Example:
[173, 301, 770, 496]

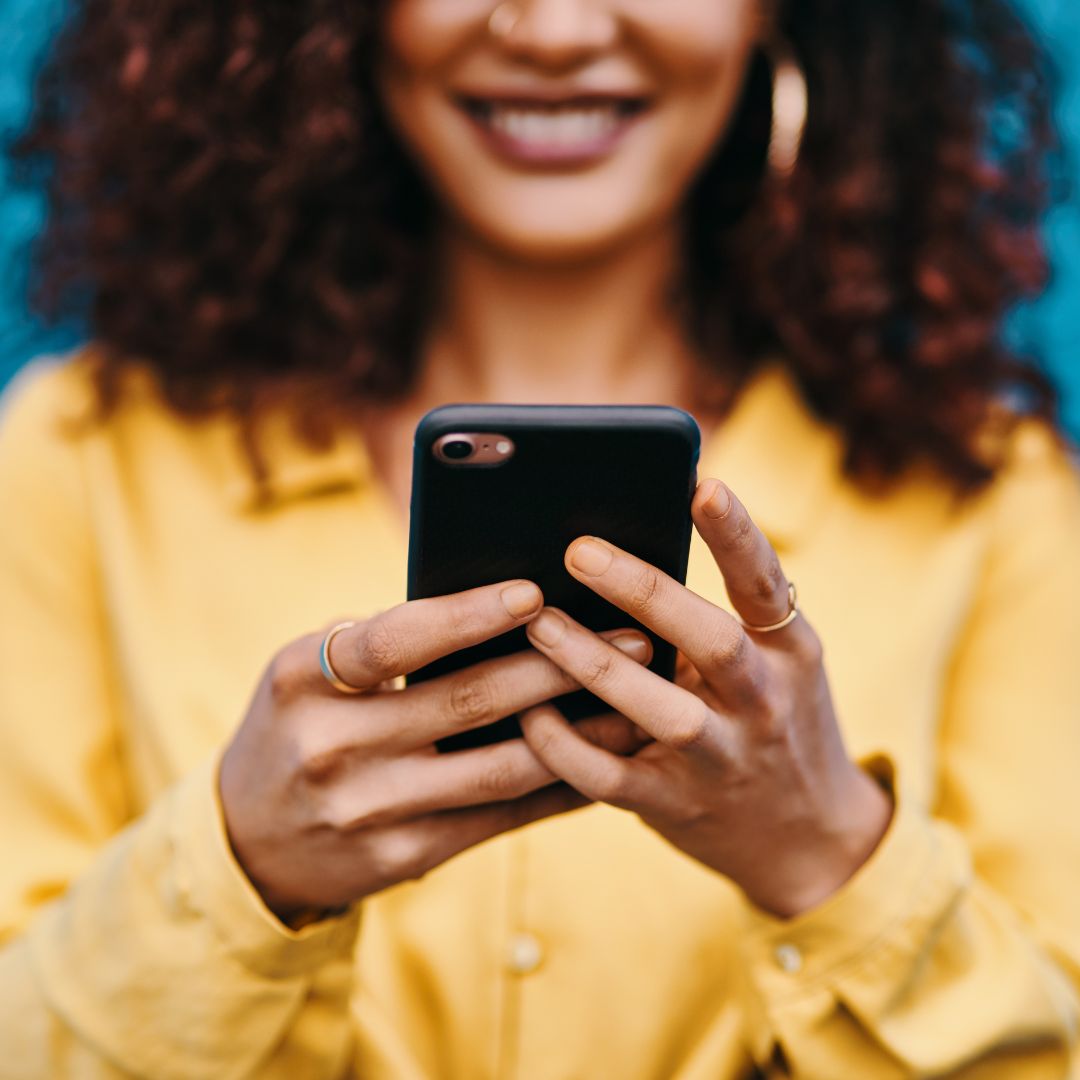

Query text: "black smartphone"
[407, 404, 701, 752]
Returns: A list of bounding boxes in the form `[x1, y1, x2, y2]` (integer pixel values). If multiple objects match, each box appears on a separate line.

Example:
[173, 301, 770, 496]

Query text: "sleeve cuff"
[170, 751, 361, 980]
[738, 753, 970, 1005]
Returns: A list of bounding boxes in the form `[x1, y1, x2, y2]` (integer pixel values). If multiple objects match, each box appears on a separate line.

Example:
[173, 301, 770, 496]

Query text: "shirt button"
[506, 932, 544, 975]
[774, 943, 803, 974]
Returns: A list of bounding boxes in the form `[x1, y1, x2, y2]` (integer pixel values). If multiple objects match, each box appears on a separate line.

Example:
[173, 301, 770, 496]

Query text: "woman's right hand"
[219, 580, 652, 922]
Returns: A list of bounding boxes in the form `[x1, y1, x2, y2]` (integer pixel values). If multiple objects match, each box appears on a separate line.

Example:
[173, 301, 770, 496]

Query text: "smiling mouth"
[457, 95, 651, 162]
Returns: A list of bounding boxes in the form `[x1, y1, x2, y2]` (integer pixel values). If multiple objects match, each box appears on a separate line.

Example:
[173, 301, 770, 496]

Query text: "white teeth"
[487, 106, 622, 147]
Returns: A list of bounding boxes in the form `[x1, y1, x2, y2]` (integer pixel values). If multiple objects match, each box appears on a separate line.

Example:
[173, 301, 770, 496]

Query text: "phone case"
[407, 404, 701, 751]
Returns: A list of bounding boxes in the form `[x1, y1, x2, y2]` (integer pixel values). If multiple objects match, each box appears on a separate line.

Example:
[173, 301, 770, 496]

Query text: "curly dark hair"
[8, 0, 1064, 492]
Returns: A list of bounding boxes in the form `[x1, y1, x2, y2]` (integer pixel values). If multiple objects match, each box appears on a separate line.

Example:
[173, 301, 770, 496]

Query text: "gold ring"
[488, 2, 519, 39]
[737, 583, 800, 634]
[319, 621, 365, 694]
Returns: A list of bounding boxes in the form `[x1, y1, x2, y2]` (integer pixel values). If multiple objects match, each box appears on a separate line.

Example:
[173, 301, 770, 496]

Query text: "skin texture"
[221, 583, 653, 917]
[221, 0, 891, 921]
[378, 0, 760, 261]
[362, 0, 766, 515]
[522, 482, 891, 918]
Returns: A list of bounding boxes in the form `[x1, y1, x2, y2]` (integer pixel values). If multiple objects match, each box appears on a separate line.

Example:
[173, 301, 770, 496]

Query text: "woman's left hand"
[520, 479, 893, 919]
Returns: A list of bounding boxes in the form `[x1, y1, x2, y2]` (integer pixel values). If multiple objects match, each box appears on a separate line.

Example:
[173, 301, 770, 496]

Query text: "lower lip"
[460, 106, 646, 167]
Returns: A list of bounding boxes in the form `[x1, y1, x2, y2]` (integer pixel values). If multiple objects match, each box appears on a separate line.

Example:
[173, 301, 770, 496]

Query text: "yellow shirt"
[0, 352, 1078, 1080]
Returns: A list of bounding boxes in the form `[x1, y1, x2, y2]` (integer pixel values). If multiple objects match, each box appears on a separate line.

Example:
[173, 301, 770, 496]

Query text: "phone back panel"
[407, 405, 700, 751]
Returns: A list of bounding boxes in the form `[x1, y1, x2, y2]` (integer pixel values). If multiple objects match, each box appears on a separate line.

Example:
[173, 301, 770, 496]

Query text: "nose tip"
[494, 0, 618, 67]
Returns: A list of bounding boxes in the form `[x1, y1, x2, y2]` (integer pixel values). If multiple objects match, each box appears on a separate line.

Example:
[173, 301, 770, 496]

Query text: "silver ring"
[736, 583, 800, 634]
[319, 621, 365, 694]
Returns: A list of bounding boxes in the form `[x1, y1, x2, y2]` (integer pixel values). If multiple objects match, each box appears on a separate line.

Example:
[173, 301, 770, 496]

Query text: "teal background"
[1, 0, 1078, 435]
[0, 0, 80, 380]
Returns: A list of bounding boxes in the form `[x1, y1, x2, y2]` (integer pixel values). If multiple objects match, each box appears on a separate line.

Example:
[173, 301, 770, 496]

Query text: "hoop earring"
[489, 3, 520, 40]
[766, 42, 807, 178]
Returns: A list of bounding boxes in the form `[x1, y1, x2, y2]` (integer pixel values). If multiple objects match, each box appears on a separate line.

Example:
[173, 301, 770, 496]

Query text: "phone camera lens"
[441, 439, 474, 461]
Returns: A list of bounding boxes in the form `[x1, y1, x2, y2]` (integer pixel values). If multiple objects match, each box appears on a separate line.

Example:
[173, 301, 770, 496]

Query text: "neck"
[414, 221, 707, 409]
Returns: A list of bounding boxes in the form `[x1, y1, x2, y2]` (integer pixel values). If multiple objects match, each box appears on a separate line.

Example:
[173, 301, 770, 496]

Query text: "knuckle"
[318, 788, 369, 832]
[739, 662, 772, 710]
[578, 648, 617, 692]
[590, 761, 631, 804]
[471, 755, 528, 802]
[664, 702, 712, 752]
[267, 641, 311, 703]
[343, 801, 390, 832]
[371, 830, 431, 884]
[322, 795, 358, 832]
[524, 713, 561, 757]
[752, 560, 787, 603]
[627, 565, 663, 617]
[721, 508, 755, 552]
[299, 738, 350, 787]
[356, 618, 405, 680]
[447, 670, 498, 729]
[705, 624, 749, 669]
[669, 793, 711, 829]
[748, 682, 795, 744]
[755, 706, 791, 747]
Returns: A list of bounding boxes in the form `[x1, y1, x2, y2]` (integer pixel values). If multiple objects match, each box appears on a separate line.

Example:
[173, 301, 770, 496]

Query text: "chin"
[461, 207, 660, 267]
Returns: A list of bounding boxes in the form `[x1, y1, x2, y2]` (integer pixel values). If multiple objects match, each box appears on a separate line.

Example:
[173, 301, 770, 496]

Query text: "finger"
[520, 705, 667, 812]
[675, 654, 706, 695]
[692, 480, 813, 650]
[387, 736, 561, 818]
[573, 711, 654, 755]
[395, 711, 661, 818]
[316, 616, 404, 691]
[418, 782, 594, 874]
[361, 782, 592, 892]
[360, 629, 653, 751]
[563, 535, 766, 693]
[525, 607, 727, 756]
[321, 579, 545, 693]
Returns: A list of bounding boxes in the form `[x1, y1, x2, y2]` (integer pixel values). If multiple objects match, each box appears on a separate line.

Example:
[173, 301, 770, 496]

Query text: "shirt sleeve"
[734, 422, 1080, 1079]
[0, 361, 361, 1079]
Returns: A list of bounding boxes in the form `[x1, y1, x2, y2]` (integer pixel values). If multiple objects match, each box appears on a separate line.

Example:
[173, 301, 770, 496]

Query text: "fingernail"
[501, 582, 542, 619]
[703, 481, 732, 519]
[610, 634, 650, 663]
[569, 538, 613, 576]
[529, 609, 566, 647]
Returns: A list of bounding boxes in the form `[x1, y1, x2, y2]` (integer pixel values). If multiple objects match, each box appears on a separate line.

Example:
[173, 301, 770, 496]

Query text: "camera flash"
[496, 440, 511, 455]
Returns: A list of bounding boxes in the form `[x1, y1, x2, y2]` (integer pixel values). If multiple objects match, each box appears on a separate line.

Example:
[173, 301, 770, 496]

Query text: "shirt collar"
[214, 408, 373, 512]
[216, 362, 842, 550]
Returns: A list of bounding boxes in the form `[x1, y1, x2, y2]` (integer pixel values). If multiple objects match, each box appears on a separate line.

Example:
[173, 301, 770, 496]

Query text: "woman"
[1, 0, 1077, 1076]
